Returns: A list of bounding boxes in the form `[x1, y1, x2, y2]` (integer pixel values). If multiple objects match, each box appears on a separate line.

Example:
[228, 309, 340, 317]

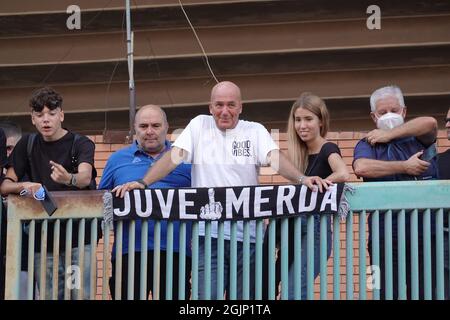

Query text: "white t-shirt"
[173, 115, 279, 242]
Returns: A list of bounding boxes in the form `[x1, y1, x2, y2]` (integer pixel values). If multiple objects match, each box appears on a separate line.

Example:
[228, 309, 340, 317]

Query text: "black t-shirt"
[10, 131, 99, 252]
[278, 141, 342, 264]
[305, 142, 341, 178]
[12, 131, 96, 191]
[438, 149, 450, 179]
[304, 142, 341, 227]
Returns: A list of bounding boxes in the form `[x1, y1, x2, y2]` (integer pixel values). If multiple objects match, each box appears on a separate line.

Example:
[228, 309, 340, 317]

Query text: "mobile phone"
[41, 185, 58, 216]
[420, 144, 437, 162]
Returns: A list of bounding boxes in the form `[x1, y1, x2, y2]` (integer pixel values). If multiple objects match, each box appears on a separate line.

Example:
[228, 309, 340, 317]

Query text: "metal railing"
[3, 181, 450, 300]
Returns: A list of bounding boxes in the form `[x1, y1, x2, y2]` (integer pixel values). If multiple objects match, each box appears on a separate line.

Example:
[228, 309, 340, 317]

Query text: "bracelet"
[136, 179, 147, 188]
[3, 176, 17, 183]
[298, 175, 306, 185]
[65, 174, 77, 187]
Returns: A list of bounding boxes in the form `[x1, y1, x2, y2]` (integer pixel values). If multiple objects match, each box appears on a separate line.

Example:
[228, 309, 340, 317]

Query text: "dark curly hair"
[29, 87, 63, 112]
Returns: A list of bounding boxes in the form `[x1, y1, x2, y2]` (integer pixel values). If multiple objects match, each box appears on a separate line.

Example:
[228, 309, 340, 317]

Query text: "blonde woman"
[276, 92, 349, 299]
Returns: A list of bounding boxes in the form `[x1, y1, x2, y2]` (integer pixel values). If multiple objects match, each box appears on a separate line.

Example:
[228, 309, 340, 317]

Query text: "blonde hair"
[287, 92, 330, 173]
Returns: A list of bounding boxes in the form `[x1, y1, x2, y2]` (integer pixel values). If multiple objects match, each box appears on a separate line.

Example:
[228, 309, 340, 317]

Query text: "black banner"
[111, 183, 345, 221]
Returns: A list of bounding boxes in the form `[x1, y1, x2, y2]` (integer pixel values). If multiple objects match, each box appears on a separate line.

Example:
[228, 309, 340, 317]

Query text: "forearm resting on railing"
[142, 147, 185, 185]
[325, 153, 350, 183]
[353, 158, 406, 178]
[0, 167, 40, 195]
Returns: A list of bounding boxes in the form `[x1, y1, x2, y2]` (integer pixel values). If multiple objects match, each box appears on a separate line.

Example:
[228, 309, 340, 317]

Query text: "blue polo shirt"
[353, 136, 438, 239]
[99, 140, 192, 258]
[354, 136, 437, 182]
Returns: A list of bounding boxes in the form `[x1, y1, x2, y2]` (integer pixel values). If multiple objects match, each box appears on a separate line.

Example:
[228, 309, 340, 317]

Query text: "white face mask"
[376, 112, 404, 130]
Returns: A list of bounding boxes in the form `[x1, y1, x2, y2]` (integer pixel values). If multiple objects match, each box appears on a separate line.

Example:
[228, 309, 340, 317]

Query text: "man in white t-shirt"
[114, 81, 331, 299]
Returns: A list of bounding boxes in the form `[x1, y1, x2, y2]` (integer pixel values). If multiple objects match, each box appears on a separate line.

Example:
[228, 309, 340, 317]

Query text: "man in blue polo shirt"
[99, 105, 191, 300]
[353, 85, 438, 299]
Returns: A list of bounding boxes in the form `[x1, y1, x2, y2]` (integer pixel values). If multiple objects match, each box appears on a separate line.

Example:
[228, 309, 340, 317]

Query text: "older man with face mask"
[354, 85, 438, 180]
[353, 85, 439, 300]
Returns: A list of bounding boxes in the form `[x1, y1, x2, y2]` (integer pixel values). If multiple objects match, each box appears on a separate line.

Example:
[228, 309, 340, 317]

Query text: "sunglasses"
[446, 118, 450, 124]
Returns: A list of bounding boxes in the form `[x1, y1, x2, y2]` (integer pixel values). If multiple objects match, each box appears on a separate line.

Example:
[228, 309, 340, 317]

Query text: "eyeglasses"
[446, 118, 450, 124]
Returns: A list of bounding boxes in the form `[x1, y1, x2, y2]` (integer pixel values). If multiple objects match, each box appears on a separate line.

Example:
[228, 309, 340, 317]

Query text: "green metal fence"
[3, 181, 450, 300]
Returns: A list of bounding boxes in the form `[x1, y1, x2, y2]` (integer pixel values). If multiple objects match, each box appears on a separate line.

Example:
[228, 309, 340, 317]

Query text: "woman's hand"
[302, 176, 333, 193]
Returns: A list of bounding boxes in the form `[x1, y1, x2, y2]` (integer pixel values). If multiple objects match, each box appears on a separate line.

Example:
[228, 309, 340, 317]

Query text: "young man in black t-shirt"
[0, 87, 98, 300]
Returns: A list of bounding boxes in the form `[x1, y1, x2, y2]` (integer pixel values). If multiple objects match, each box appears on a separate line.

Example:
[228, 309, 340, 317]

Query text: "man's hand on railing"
[112, 180, 146, 198]
[302, 176, 333, 193]
[20, 182, 42, 196]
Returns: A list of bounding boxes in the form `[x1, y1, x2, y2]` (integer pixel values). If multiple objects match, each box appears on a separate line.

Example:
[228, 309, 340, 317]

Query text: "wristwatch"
[136, 179, 147, 188]
[67, 174, 77, 187]
[298, 175, 306, 185]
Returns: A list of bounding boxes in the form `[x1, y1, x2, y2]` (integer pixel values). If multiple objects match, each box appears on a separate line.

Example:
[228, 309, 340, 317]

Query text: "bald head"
[135, 105, 168, 125]
[210, 81, 242, 102]
[134, 104, 168, 156]
[209, 81, 243, 130]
